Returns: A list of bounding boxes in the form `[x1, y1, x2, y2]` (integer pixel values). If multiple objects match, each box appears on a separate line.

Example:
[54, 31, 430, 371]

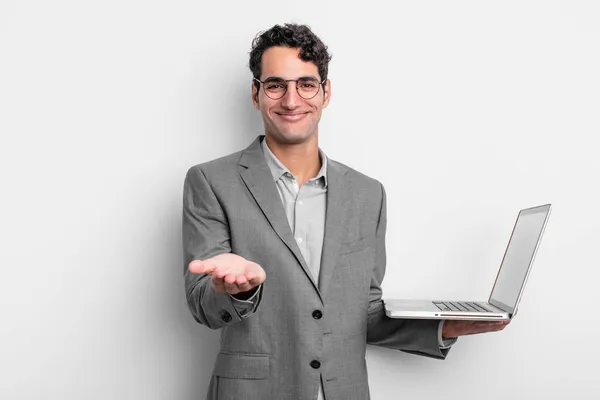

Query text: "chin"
[277, 131, 313, 144]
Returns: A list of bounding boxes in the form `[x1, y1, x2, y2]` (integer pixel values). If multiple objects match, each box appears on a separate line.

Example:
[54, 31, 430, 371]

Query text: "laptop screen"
[489, 204, 551, 313]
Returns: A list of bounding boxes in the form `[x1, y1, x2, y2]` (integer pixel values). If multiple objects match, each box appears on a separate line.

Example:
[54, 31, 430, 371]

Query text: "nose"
[280, 82, 301, 109]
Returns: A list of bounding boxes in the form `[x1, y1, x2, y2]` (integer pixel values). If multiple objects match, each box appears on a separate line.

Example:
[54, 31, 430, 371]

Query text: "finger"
[486, 323, 504, 332]
[246, 271, 266, 286]
[214, 266, 231, 279]
[489, 321, 509, 328]
[189, 260, 218, 275]
[212, 275, 225, 292]
[450, 320, 484, 336]
[495, 321, 510, 330]
[236, 281, 253, 292]
[235, 275, 249, 286]
[467, 322, 494, 333]
[247, 276, 261, 287]
[245, 271, 257, 284]
[224, 280, 240, 294]
[473, 321, 508, 333]
[224, 273, 238, 285]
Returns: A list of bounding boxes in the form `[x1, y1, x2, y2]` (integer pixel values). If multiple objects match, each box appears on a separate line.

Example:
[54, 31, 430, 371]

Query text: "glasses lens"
[263, 79, 287, 99]
[297, 78, 320, 99]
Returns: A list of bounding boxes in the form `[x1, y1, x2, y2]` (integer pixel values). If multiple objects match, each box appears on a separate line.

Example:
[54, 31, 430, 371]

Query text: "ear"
[322, 79, 331, 109]
[251, 81, 260, 110]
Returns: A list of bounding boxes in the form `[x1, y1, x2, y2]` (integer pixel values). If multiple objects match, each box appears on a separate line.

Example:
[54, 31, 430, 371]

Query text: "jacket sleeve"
[229, 285, 263, 318]
[182, 165, 263, 329]
[366, 182, 452, 360]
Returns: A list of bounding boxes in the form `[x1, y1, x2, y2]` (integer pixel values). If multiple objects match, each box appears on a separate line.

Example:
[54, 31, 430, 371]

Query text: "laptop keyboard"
[433, 301, 494, 313]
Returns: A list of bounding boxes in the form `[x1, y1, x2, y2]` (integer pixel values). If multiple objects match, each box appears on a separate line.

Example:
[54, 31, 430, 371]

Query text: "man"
[182, 23, 508, 400]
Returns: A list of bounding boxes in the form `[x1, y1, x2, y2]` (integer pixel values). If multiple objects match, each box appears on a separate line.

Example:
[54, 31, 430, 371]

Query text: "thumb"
[189, 260, 216, 275]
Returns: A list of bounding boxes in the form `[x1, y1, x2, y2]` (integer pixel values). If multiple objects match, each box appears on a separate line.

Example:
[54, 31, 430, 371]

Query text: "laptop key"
[433, 302, 451, 311]
[468, 302, 491, 313]
[478, 303, 494, 312]
[433, 301, 497, 313]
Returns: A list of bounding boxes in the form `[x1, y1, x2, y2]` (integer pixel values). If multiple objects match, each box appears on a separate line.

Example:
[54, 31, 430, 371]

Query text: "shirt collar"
[261, 136, 328, 189]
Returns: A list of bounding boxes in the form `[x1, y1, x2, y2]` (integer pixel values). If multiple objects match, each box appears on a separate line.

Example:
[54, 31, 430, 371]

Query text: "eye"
[265, 80, 286, 90]
[299, 81, 317, 88]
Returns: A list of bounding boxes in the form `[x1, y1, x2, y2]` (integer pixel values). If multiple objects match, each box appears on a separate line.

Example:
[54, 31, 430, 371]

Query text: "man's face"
[252, 46, 331, 145]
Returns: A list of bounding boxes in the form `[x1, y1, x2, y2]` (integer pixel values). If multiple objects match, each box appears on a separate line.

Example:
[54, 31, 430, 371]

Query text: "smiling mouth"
[277, 112, 308, 122]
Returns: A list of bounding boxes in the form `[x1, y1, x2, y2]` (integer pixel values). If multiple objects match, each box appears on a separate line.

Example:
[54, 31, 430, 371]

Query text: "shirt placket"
[292, 177, 305, 253]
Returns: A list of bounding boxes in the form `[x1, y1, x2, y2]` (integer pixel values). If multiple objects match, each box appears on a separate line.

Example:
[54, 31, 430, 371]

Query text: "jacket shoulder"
[186, 149, 244, 178]
[329, 158, 384, 192]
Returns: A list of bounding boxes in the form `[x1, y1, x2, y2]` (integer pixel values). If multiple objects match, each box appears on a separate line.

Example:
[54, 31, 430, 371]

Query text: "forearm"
[366, 300, 450, 360]
[185, 272, 242, 329]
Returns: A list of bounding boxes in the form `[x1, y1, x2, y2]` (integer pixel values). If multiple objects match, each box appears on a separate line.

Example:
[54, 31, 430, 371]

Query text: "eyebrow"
[264, 75, 320, 82]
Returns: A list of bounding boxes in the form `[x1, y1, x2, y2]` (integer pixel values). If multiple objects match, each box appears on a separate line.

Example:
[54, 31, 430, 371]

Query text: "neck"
[265, 134, 321, 185]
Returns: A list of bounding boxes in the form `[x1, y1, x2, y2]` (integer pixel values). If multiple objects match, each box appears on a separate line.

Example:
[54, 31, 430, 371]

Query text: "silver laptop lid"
[488, 204, 552, 316]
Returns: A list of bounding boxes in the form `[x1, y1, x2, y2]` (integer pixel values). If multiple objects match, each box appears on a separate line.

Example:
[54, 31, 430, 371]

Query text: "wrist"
[441, 321, 455, 340]
[231, 286, 259, 300]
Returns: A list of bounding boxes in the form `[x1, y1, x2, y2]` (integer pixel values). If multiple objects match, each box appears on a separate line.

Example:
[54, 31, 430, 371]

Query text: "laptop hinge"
[488, 299, 513, 314]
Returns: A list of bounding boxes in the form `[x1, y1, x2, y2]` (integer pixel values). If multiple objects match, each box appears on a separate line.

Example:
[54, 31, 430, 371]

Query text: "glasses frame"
[253, 76, 327, 100]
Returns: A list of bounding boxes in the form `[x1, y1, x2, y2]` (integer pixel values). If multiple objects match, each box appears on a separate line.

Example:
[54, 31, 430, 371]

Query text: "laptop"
[383, 204, 552, 321]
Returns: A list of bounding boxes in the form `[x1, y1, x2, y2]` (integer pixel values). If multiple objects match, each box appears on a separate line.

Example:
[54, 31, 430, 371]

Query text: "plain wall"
[1, 1, 599, 399]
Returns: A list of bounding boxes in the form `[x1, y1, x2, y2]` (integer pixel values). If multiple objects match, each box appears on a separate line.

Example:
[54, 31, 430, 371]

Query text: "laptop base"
[383, 299, 511, 321]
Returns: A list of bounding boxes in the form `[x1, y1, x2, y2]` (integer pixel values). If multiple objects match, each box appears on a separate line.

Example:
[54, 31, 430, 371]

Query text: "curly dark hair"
[249, 23, 332, 92]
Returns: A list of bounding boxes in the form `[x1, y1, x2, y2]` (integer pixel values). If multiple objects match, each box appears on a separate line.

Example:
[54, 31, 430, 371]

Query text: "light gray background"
[1, 1, 599, 399]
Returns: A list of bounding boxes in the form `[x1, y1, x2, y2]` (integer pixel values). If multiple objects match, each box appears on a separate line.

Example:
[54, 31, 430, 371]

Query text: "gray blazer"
[182, 135, 448, 400]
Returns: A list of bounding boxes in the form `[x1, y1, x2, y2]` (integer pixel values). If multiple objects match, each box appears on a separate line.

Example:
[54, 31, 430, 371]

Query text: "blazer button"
[312, 310, 323, 319]
[220, 311, 232, 323]
[310, 360, 321, 369]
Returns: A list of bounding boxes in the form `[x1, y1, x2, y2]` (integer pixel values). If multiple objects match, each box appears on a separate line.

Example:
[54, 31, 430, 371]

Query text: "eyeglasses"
[253, 76, 326, 100]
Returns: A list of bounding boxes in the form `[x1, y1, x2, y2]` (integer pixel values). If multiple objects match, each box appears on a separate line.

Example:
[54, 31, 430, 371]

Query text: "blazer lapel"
[317, 159, 351, 296]
[239, 135, 323, 303]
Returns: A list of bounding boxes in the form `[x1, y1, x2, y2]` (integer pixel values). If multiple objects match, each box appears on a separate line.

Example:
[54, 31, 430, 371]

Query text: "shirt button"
[312, 310, 323, 319]
[310, 360, 321, 369]
[296, 237, 303, 243]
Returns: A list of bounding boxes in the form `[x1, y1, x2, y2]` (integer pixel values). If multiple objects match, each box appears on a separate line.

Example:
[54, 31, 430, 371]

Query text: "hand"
[188, 253, 266, 295]
[442, 320, 510, 339]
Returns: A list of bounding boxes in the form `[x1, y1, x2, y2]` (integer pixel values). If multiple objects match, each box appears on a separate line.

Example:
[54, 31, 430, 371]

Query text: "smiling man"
[182, 23, 508, 400]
